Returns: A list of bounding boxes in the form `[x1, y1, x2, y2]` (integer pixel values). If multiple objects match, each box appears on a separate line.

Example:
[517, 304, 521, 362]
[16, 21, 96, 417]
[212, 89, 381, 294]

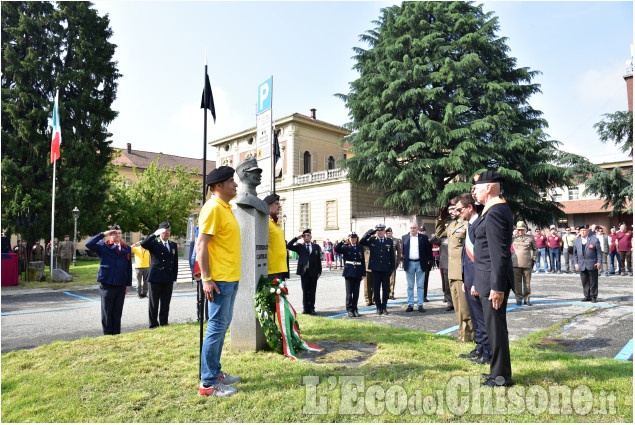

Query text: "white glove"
[154, 228, 166, 237]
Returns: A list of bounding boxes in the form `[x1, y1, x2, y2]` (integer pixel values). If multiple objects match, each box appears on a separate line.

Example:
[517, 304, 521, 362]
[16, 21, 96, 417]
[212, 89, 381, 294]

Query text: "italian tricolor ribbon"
[275, 294, 323, 360]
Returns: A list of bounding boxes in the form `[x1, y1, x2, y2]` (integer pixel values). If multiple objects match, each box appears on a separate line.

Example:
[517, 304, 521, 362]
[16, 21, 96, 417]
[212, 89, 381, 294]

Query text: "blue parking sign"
[258, 77, 272, 114]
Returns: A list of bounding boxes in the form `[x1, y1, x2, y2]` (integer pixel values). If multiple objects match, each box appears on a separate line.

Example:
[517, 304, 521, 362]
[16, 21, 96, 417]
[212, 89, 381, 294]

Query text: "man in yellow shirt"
[263, 193, 289, 280]
[131, 241, 150, 298]
[196, 166, 242, 397]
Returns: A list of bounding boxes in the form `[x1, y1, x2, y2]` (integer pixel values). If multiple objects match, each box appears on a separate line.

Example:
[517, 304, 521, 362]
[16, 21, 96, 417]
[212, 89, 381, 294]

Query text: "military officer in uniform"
[58, 235, 74, 273]
[511, 222, 538, 306]
[14, 240, 28, 273]
[141, 221, 179, 328]
[436, 201, 474, 343]
[360, 223, 395, 315]
[363, 246, 374, 306]
[386, 228, 402, 300]
[335, 233, 366, 317]
[31, 240, 44, 262]
[86, 225, 133, 335]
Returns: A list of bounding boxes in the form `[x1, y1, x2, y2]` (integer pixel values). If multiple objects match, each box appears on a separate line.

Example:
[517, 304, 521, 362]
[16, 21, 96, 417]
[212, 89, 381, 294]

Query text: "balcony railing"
[293, 168, 348, 185]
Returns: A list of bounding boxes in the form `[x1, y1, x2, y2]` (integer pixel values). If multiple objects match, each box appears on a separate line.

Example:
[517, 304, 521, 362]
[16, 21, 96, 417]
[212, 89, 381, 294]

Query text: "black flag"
[273, 130, 281, 177]
[200, 73, 216, 123]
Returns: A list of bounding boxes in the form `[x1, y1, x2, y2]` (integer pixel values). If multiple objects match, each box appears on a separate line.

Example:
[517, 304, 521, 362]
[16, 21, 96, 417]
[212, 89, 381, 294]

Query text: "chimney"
[126, 143, 131, 154]
[310, 108, 316, 120]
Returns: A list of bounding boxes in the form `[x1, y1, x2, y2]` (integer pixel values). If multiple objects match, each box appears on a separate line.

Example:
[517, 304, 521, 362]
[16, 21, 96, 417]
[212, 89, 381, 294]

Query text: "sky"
[92, 1, 634, 164]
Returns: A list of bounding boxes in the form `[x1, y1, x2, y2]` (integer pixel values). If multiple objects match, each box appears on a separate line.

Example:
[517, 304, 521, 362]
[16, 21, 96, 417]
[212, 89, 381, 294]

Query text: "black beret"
[419, 226, 427, 232]
[206, 166, 235, 186]
[64, 234, 69, 238]
[159, 221, 170, 229]
[302, 229, 311, 234]
[473, 170, 505, 184]
[262, 193, 280, 204]
[386, 227, 392, 232]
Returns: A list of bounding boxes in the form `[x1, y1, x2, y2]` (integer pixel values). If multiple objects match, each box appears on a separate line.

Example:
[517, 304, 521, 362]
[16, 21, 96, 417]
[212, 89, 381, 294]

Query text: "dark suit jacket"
[86, 233, 132, 287]
[472, 202, 514, 296]
[573, 235, 602, 271]
[287, 238, 322, 277]
[141, 234, 179, 284]
[401, 233, 432, 271]
[462, 220, 477, 290]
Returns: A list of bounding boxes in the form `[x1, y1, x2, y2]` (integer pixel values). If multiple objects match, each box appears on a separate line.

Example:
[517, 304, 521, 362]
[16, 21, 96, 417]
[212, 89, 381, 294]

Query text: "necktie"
[117, 245, 121, 254]
[306, 244, 310, 253]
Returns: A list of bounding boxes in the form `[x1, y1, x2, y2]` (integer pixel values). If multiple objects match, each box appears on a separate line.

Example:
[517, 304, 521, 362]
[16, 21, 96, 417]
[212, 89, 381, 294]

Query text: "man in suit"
[573, 226, 602, 303]
[471, 171, 514, 387]
[457, 193, 492, 365]
[85, 225, 133, 335]
[141, 221, 179, 328]
[386, 228, 402, 300]
[401, 222, 432, 313]
[360, 223, 395, 315]
[287, 229, 322, 314]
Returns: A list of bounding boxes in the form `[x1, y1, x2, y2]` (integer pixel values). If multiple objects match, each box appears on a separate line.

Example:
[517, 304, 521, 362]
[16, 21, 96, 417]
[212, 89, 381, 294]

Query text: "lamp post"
[72, 206, 79, 267]
[282, 214, 287, 235]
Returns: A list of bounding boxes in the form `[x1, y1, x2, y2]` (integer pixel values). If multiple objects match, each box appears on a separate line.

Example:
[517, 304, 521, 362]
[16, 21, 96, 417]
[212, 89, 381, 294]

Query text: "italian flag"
[50, 90, 61, 164]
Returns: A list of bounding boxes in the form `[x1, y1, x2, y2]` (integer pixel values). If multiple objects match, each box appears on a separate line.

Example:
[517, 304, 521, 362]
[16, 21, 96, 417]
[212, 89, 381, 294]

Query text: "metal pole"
[50, 160, 56, 281]
[73, 214, 78, 267]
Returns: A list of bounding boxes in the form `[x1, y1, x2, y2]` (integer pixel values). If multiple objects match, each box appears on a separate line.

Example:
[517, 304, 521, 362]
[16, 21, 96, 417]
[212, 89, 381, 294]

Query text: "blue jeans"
[549, 247, 561, 272]
[609, 251, 621, 273]
[200, 280, 239, 385]
[535, 248, 547, 271]
[405, 261, 425, 307]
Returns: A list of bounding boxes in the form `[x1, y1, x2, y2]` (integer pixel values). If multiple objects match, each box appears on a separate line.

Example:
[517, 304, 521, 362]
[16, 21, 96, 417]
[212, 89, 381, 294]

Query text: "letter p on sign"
[258, 77, 272, 114]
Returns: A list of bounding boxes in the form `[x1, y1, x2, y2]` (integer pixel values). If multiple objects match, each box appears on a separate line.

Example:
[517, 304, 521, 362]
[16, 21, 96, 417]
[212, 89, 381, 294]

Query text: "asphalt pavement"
[1, 260, 632, 361]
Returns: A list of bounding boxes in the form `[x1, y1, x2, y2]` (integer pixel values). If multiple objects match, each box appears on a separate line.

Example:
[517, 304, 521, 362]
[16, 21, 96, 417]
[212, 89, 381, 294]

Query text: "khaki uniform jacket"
[363, 246, 372, 272]
[512, 235, 538, 268]
[390, 237, 402, 269]
[435, 218, 468, 280]
[58, 241, 74, 260]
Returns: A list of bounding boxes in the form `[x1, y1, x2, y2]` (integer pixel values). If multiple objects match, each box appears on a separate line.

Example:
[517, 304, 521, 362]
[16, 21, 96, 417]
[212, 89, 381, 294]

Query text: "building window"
[568, 186, 579, 201]
[123, 232, 133, 244]
[327, 156, 335, 170]
[325, 200, 338, 229]
[303, 151, 311, 174]
[300, 203, 310, 230]
[551, 188, 563, 201]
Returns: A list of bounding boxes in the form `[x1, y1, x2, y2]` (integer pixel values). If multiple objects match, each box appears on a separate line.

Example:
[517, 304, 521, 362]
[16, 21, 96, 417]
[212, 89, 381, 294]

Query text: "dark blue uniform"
[360, 232, 395, 312]
[334, 241, 366, 314]
[86, 233, 132, 335]
[462, 219, 491, 360]
[141, 234, 179, 328]
[473, 201, 514, 383]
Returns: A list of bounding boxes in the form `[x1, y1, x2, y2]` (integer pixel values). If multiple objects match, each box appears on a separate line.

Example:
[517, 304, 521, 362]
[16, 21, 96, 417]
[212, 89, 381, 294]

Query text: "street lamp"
[72, 206, 79, 267]
[282, 214, 287, 235]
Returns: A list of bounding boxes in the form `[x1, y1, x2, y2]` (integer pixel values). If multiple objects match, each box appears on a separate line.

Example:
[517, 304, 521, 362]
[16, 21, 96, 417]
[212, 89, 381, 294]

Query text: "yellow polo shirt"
[131, 246, 150, 268]
[199, 195, 241, 282]
[268, 217, 288, 275]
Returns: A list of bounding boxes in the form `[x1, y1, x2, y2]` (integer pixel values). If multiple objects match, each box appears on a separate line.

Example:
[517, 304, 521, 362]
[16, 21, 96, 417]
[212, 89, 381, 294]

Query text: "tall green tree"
[573, 110, 633, 216]
[1, 1, 120, 243]
[338, 1, 574, 226]
[108, 160, 201, 238]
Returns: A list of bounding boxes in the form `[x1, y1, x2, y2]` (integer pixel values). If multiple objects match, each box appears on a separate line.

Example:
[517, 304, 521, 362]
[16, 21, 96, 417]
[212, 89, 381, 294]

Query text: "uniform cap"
[516, 221, 527, 230]
[262, 193, 280, 204]
[159, 221, 170, 229]
[375, 223, 386, 230]
[473, 170, 505, 184]
[206, 166, 235, 185]
[236, 157, 261, 175]
[349, 232, 359, 238]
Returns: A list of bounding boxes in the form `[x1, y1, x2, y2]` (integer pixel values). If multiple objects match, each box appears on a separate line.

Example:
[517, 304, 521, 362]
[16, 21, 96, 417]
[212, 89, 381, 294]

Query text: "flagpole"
[50, 89, 59, 281]
[199, 49, 208, 381]
[270, 75, 274, 194]
[50, 154, 56, 280]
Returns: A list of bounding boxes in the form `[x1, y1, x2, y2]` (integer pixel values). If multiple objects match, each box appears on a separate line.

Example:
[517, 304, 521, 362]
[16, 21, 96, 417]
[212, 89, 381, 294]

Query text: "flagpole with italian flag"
[50, 89, 62, 279]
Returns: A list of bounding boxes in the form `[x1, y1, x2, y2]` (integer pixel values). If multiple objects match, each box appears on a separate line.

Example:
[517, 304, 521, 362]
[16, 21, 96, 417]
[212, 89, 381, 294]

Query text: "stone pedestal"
[231, 204, 269, 351]
[52, 268, 73, 282]
[27, 261, 46, 281]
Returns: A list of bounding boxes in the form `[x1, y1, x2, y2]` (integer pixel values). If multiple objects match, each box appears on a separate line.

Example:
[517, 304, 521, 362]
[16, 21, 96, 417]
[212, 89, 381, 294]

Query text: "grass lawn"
[6, 259, 100, 290]
[1, 315, 631, 422]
